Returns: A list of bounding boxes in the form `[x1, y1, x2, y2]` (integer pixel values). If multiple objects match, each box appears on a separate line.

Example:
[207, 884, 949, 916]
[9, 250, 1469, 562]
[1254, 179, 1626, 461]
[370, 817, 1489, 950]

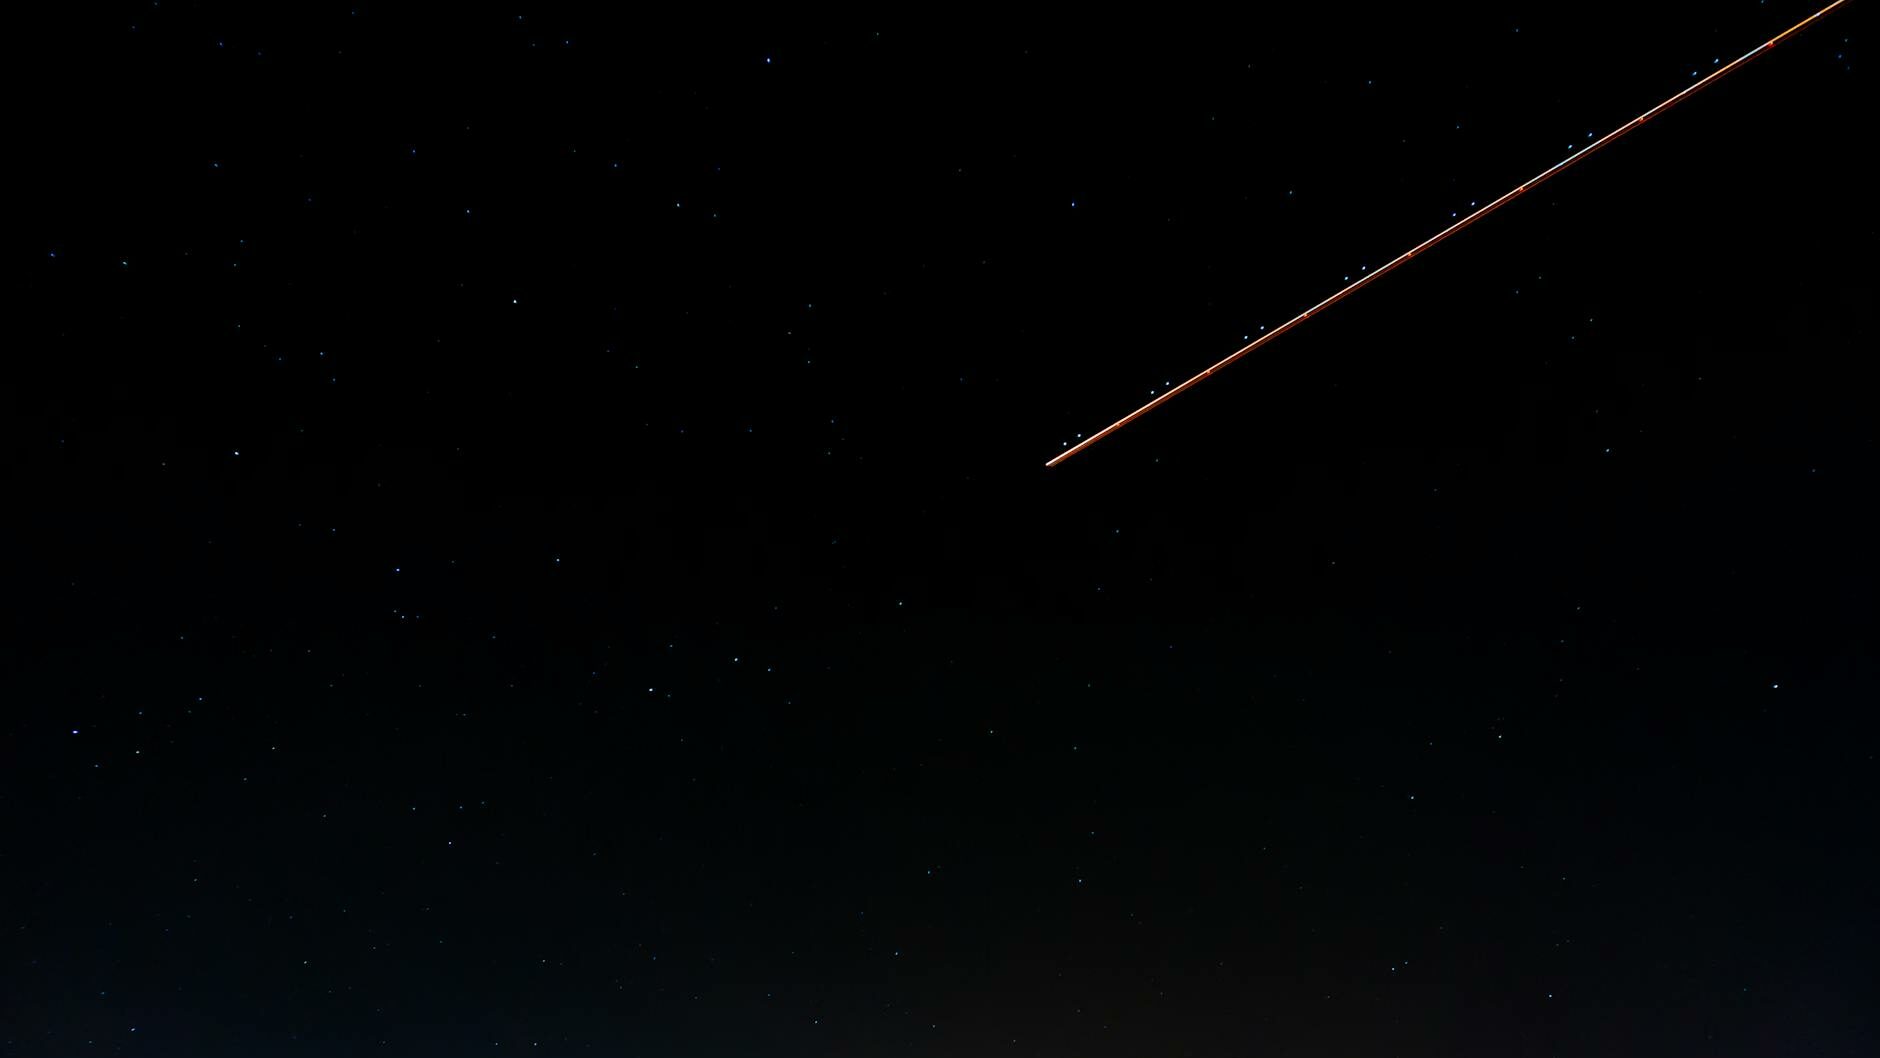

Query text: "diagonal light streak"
[1045, 0, 1850, 467]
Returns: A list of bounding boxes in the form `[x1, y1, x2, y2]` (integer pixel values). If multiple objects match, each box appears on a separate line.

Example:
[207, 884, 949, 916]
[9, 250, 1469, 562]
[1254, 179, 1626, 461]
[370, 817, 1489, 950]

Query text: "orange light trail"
[1044, 0, 1850, 467]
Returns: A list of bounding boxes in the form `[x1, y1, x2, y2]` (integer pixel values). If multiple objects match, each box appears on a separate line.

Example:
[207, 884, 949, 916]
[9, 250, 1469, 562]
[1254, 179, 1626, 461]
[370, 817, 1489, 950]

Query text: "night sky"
[7, 3, 1874, 1055]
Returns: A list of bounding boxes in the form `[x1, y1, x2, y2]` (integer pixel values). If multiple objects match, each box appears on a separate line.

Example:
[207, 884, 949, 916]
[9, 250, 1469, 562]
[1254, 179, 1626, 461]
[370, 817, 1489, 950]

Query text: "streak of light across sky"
[1043, 0, 1851, 468]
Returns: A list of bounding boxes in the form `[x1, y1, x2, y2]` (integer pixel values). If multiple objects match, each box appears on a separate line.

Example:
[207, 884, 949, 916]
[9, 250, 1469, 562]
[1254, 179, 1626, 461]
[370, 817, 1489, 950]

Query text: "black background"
[7, 2, 1873, 1054]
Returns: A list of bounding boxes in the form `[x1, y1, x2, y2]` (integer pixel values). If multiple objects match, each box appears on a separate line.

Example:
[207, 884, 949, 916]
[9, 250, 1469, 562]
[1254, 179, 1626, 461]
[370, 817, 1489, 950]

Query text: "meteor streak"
[1044, 0, 1850, 467]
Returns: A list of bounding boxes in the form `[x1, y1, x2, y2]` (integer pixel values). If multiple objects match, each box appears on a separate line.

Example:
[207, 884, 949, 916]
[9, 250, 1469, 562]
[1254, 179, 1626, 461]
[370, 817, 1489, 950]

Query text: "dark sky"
[7, 2, 1873, 1054]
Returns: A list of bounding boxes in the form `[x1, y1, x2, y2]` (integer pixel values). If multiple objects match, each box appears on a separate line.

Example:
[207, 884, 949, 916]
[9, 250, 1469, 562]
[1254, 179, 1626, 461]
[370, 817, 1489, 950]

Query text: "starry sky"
[6, 2, 1874, 1055]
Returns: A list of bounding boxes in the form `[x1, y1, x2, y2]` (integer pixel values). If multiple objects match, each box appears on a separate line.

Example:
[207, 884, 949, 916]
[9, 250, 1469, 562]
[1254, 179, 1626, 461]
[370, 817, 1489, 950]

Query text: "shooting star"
[1045, 0, 1850, 467]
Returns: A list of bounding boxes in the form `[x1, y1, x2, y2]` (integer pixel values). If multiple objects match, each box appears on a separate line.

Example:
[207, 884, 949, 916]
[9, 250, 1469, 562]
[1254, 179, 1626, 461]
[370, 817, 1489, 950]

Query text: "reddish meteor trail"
[1045, 0, 1850, 467]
